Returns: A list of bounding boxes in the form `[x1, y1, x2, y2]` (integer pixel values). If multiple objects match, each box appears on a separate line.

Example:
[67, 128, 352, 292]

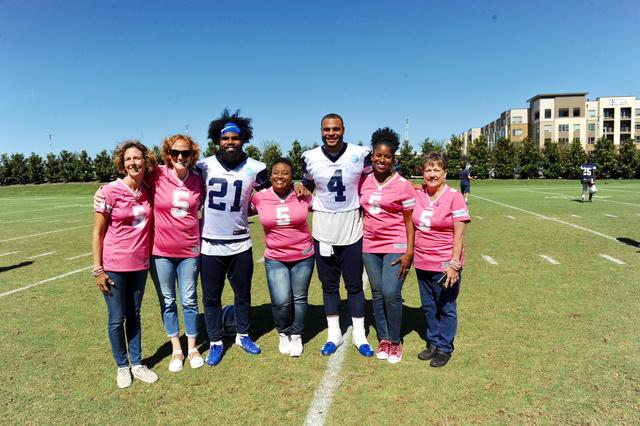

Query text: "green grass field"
[1, 180, 639, 424]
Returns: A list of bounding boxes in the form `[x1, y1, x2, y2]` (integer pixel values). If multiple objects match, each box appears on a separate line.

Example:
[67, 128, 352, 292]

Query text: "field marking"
[604, 214, 617, 218]
[304, 327, 352, 426]
[0, 212, 85, 224]
[571, 214, 581, 218]
[362, 270, 369, 291]
[0, 266, 92, 298]
[46, 220, 62, 224]
[481, 255, 498, 265]
[520, 189, 640, 207]
[27, 251, 56, 259]
[599, 254, 625, 265]
[475, 216, 483, 220]
[256, 257, 265, 263]
[539, 255, 560, 265]
[506, 215, 515, 220]
[0, 204, 90, 217]
[66, 252, 92, 260]
[596, 188, 640, 194]
[0, 251, 20, 257]
[471, 195, 620, 243]
[0, 225, 91, 243]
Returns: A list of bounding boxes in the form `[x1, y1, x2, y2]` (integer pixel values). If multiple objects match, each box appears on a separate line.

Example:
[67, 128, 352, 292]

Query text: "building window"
[544, 125, 552, 133]
[573, 124, 580, 131]
[544, 109, 552, 119]
[512, 116, 523, 124]
[558, 138, 569, 144]
[544, 138, 551, 143]
[636, 136, 640, 143]
[513, 129, 522, 136]
[604, 108, 614, 119]
[588, 137, 596, 144]
[588, 110, 596, 117]
[636, 123, 640, 130]
[588, 123, 596, 131]
[636, 108, 640, 116]
[559, 124, 569, 132]
[573, 107, 581, 117]
[535, 111, 540, 120]
[573, 138, 580, 143]
[558, 108, 569, 118]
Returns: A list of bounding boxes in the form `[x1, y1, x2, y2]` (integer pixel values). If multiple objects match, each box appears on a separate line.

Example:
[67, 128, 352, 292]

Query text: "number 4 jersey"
[197, 154, 268, 242]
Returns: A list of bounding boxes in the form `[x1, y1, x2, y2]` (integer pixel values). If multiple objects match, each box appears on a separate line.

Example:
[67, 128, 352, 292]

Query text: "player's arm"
[295, 156, 314, 197]
[92, 212, 113, 294]
[254, 168, 271, 191]
[444, 221, 467, 289]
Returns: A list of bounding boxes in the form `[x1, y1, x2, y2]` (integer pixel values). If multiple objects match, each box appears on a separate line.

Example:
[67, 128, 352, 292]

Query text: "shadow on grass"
[0, 261, 33, 273]
[617, 237, 640, 249]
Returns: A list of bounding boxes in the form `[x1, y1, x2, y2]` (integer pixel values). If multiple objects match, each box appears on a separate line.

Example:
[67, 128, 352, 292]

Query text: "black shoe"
[418, 345, 437, 361]
[429, 351, 451, 367]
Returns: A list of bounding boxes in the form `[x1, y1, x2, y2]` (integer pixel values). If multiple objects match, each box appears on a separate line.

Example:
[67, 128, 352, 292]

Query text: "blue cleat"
[356, 343, 374, 357]
[235, 335, 261, 355]
[206, 344, 223, 366]
[320, 341, 341, 356]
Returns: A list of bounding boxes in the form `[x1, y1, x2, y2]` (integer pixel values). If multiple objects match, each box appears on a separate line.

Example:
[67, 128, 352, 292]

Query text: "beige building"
[460, 128, 481, 153]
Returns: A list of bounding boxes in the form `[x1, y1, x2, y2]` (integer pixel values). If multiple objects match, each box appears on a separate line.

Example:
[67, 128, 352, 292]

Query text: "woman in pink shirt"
[251, 158, 314, 357]
[92, 140, 159, 388]
[360, 128, 416, 363]
[413, 152, 470, 368]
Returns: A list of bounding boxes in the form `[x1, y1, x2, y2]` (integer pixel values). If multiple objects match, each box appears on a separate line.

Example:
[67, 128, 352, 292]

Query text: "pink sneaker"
[377, 340, 391, 360]
[388, 343, 403, 364]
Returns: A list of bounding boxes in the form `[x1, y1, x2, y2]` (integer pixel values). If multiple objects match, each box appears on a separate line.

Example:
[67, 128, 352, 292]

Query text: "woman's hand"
[293, 182, 311, 198]
[95, 272, 114, 295]
[392, 253, 413, 279]
[443, 266, 459, 288]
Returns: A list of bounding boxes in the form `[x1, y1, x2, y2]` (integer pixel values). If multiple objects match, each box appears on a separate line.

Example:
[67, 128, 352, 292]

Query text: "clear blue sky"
[1, 0, 639, 156]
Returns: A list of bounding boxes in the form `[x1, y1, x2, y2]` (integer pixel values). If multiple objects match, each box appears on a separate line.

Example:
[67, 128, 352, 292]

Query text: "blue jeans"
[103, 270, 148, 368]
[362, 253, 405, 344]
[150, 256, 200, 338]
[264, 256, 314, 335]
[416, 269, 461, 354]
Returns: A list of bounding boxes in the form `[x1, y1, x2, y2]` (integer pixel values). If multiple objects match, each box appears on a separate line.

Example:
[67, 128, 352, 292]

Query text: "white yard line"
[519, 188, 640, 207]
[481, 255, 498, 265]
[27, 251, 56, 259]
[539, 255, 560, 265]
[0, 251, 20, 257]
[0, 204, 90, 217]
[304, 327, 352, 426]
[46, 220, 62, 224]
[0, 266, 92, 298]
[0, 225, 91, 243]
[571, 214, 581, 218]
[0, 212, 85, 224]
[471, 195, 620, 243]
[66, 252, 92, 260]
[599, 254, 625, 265]
[256, 257, 265, 263]
[506, 215, 515, 220]
[475, 216, 483, 220]
[362, 270, 369, 291]
[604, 214, 617, 218]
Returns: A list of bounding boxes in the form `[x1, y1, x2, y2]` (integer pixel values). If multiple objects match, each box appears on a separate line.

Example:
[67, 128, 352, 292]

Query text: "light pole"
[46, 133, 55, 153]
[185, 124, 191, 134]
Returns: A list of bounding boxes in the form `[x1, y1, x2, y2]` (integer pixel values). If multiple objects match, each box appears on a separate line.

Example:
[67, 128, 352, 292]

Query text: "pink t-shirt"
[412, 185, 470, 271]
[95, 179, 152, 272]
[251, 188, 314, 262]
[360, 173, 416, 254]
[150, 166, 204, 258]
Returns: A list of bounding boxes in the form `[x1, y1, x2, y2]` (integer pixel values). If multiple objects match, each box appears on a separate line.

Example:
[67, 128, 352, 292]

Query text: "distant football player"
[459, 162, 474, 204]
[198, 109, 269, 366]
[294, 113, 374, 357]
[580, 161, 597, 203]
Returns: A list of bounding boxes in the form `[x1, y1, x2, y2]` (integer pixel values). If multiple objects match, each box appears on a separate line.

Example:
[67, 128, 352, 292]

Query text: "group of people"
[92, 111, 471, 389]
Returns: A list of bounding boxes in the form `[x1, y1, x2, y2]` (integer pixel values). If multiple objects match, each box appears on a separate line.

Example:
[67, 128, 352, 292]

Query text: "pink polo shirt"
[95, 179, 152, 272]
[412, 185, 470, 271]
[251, 187, 314, 262]
[360, 173, 416, 254]
[150, 165, 204, 258]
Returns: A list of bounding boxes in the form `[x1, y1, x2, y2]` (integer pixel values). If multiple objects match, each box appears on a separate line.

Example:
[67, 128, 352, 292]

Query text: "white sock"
[326, 316, 342, 343]
[210, 340, 222, 346]
[352, 317, 369, 347]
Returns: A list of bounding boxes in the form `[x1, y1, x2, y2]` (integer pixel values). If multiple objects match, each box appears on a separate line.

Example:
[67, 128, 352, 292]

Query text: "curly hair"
[208, 109, 253, 144]
[422, 151, 448, 171]
[370, 127, 400, 153]
[113, 140, 157, 176]
[161, 134, 201, 168]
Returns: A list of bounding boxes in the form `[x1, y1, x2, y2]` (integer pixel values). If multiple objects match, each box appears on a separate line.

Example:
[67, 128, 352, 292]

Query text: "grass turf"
[0, 180, 638, 424]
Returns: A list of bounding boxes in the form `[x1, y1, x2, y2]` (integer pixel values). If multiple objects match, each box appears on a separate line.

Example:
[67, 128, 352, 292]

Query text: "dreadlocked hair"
[370, 127, 400, 152]
[208, 108, 254, 145]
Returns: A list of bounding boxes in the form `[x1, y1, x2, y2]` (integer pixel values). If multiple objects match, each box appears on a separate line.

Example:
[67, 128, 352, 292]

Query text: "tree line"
[1, 136, 638, 186]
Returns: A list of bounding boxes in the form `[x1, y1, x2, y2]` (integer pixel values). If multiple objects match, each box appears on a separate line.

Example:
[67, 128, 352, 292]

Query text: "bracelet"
[93, 267, 105, 277]
[448, 259, 462, 271]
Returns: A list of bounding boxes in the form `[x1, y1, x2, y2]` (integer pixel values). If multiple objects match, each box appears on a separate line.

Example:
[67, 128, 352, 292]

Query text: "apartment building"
[460, 127, 481, 153]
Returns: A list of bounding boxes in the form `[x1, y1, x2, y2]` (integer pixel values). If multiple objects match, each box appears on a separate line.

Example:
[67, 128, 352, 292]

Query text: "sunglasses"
[220, 136, 241, 141]
[169, 149, 192, 158]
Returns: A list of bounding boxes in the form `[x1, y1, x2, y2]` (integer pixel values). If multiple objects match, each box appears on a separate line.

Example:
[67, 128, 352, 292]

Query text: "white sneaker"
[278, 333, 290, 355]
[131, 365, 159, 383]
[168, 351, 184, 373]
[188, 348, 204, 369]
[289, 334, 303, 357]
[116, 367, 132, 389]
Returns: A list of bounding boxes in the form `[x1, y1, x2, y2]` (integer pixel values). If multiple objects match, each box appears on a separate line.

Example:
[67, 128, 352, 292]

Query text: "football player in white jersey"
[197, 109, 270, 366]
[580, 161, 597, 203]
[294, 113, 374, 357]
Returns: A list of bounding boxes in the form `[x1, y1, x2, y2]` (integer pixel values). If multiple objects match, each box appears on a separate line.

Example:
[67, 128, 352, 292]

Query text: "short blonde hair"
[161, 134, 201, 168]
[113, 140, 157, 176]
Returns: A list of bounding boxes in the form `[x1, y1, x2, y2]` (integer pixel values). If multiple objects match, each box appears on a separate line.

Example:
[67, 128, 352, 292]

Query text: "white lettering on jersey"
[171, 189, 190, 218]
[418, 209, 434, 231]
[368, 193, 382, 215]
[276, 205, 291, 226]
[132, 205, 146, 228]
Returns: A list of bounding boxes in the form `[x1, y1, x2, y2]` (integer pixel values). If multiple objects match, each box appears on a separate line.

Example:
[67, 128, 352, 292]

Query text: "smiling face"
[422, 160, 447, 193]
[123, 147, 146, 180]
[169, 138, 192, 171]
[371, 143, 395, 176]
[219, 131, 244, 162]
[271, 161, 293, 195]
[321, 117, 345, 152]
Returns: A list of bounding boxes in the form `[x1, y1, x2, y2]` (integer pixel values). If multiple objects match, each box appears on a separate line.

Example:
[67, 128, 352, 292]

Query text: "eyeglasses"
[169, 149, 192, 158]
[220, 136, 241, 141]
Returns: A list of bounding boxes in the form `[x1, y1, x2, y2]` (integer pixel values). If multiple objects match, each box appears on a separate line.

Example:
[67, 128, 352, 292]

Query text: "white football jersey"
[301, 143, 371, 213]
[197, 154, 267, 241]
